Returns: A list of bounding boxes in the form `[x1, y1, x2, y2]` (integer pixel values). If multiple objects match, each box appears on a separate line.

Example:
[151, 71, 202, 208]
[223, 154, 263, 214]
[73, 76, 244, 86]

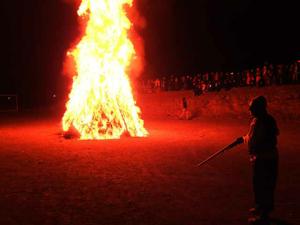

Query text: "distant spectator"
[193, 79, 202, 96]
[267, 64, 275, 85]
[161, 77, 167, 91]
[154, 78, 161, 92]
[250, 69, 256, 86]
[245, 70, 251, 86]
[262, 63, 269, 86]
[181, 76, 187, 90]
[140, 59, 299, 94]
[276, 64, 284, 85]
[174, 77, 180, 90]
[256, 67, 263, 87]
[290, 62, 298, 84]
[179, 97, 191, 120]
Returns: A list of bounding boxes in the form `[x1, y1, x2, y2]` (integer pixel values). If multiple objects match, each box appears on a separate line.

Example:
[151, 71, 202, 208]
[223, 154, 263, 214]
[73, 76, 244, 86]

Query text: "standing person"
[276, 64, 284, 85]
[246, 70, 251, 86]
[267, 64, 275, 85]
[154, 78, 161, 92]
[179, 97, 191, 120]
[250, 69, 256, 86]
[255, 67, 263, 87]
[237, 96, 279, 225]
[262, 64, 269, 86]
[291, 61, 298, 83]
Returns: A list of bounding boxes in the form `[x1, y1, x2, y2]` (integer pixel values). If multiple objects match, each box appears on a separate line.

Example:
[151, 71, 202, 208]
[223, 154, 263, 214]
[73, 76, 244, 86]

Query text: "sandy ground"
[0, 113, 299, 225]
[137, 85, 300, 120]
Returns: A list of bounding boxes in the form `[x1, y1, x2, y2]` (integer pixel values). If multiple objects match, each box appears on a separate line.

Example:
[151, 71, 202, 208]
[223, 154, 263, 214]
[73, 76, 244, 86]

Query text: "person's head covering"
[249, 96, 267, 117]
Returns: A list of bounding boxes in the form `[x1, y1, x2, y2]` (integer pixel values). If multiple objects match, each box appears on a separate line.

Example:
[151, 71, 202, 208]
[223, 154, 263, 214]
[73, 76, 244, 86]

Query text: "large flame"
[62, 0, 148, 139]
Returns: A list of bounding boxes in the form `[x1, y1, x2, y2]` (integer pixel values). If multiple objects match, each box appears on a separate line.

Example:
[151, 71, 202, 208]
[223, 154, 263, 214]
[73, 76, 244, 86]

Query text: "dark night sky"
[1, 0, 299, 106]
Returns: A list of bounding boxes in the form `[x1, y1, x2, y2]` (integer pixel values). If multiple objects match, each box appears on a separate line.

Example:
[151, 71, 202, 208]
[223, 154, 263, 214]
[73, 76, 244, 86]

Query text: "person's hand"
[250, 155, 257, 164]
[236, 136, 244, 144]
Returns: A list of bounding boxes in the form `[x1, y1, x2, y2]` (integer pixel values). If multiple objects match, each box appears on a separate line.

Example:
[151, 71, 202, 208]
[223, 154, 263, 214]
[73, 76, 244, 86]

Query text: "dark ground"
[0, 114, 299, 225]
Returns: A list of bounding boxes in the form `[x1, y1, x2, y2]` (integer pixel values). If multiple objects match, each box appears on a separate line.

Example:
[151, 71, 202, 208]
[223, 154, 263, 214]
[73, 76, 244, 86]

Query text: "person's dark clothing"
[253, 157, 278, 214]
[182, 98, 188, 109]
[244, 113, 279, 216]
[246, 114, 279, 158]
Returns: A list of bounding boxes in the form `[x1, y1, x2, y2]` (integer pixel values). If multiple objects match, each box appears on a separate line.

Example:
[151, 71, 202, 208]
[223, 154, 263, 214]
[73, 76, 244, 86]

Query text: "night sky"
[1, 0, 299, 106]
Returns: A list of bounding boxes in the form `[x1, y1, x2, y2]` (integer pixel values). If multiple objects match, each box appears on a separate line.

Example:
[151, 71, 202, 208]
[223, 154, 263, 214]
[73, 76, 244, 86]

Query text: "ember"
[62, 0, 148, 139]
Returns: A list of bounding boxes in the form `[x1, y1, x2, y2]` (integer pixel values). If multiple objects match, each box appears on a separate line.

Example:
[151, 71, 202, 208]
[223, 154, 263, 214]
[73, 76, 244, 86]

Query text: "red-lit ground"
[0, 112, 299, 225]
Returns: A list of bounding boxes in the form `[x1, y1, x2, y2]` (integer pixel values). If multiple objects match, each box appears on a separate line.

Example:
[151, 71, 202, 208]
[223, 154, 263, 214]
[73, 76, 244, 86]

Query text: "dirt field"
[0, 113, 299, 225]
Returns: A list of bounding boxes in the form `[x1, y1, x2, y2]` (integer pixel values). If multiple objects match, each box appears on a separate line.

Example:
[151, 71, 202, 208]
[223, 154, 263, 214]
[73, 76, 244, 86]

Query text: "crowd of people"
[138, 60, 299, 95]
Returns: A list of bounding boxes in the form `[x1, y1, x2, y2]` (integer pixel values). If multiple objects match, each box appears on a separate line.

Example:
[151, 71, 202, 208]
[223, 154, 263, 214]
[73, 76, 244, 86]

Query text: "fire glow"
[62, 0, 148, 139]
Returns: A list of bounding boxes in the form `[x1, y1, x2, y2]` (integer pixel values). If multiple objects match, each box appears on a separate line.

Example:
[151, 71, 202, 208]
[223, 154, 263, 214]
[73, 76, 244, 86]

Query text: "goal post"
[0, 94, 19, 112]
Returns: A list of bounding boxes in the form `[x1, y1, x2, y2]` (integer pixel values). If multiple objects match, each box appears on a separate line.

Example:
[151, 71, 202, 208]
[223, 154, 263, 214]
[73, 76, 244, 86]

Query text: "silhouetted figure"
[276, 64, 284, 85]
[256, 67, 264, 87]
[267, 64, 275, 85]
[193, 83, 201, 96]
[237, 96, 279, 225]
[179, 97, 191, 120]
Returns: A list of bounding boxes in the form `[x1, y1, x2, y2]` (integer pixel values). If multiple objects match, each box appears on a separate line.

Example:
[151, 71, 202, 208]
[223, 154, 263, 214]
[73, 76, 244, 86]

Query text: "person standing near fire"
[236, 96, 279, 225]
[179, 97, 191, 120]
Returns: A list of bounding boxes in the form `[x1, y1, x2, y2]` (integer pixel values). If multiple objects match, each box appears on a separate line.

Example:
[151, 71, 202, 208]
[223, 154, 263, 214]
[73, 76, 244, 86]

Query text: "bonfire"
[62, 0, 148, 139]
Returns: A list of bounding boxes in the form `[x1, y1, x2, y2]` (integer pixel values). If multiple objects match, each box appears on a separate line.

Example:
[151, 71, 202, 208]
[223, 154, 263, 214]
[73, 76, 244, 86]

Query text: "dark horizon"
[1, 0, 299, 106]
[140, 0, 299, 74]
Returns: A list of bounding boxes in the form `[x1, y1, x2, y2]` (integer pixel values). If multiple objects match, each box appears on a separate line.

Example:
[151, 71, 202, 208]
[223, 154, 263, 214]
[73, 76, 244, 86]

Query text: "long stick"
[196, 139, 241, 167]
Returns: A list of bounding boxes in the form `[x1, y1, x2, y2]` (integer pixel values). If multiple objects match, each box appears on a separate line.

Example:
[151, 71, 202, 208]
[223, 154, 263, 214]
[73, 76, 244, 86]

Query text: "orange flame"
[62, 0, 148, 139]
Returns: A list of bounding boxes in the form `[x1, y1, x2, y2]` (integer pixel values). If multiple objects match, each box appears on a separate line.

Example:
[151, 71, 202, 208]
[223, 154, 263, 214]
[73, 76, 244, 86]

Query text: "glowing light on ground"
[62, 0, 148, 139]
